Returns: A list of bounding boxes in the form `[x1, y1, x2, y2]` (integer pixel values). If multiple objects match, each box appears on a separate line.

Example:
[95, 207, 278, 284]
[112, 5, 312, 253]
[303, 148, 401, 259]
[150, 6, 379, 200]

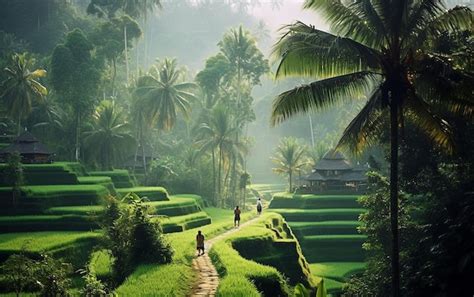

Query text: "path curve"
[189, 217, 259, 297]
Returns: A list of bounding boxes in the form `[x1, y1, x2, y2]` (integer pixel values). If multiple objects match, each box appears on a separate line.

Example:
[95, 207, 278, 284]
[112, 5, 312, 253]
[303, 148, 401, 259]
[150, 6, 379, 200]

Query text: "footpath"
[189, 217, 260, 296]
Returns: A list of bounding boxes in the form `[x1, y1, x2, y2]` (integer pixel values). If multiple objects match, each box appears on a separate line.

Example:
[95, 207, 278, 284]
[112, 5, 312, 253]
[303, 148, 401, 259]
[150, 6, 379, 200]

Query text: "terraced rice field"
[269, 193, 367, 295]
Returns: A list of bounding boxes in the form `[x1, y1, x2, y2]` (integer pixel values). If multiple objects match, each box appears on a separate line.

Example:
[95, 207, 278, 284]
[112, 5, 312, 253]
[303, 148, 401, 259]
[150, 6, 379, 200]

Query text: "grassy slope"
[269, 192, 367, 295]
[115, 208, 254, 296]
[210, 212, 317, 296]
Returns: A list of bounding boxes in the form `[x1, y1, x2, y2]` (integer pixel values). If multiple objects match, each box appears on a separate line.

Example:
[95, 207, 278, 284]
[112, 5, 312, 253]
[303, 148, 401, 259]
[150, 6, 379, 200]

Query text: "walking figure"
[234, 206, 241, 227]
[256, 197, 262, 215]
[196, 230, 205, 256]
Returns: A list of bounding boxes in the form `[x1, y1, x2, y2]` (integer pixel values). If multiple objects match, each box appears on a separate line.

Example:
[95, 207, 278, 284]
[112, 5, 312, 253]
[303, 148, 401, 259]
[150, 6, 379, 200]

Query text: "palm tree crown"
[134, 58, 197, 131]
[1, 53, 47, 135]
[84, 100, 135, 170]
[272, 137, 308, 192]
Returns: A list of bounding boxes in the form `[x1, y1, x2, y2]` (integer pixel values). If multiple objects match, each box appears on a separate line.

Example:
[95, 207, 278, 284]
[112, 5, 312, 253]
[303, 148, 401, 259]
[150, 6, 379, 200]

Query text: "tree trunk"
[217, 145, 223, 207]
[390, 97, 400, 297]
[124, 25, 129, 83]
[75, 113, 81, 161]
[289, 170, 292, 193]
[212, 148, 216, 205]
[112, 58, 117, 96]
[17, 112, 22, 136]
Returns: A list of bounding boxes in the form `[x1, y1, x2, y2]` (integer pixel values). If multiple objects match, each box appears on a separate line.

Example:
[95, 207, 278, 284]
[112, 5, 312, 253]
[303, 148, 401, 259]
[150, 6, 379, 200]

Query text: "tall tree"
[217, 26, 269, 200]
[91, 15, 141, 94]
[271, 137, 308, 192]
[134, 58, 197, 131]
[133, 58, 197, 173]
[1, 53, 47, 135]
[50, 29, 102, 161]
[84, 100, 135, 170]
[197, 105, 240, 206]
[271, 1, 473, 295]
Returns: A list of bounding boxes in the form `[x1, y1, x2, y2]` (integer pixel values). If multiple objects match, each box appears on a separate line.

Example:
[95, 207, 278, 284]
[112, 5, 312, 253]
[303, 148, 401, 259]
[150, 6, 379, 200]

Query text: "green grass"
[45, 205, 105, 215]
[0, 231, 101, 268]
[0, 185, 108, 211]
[0, 214, 98, 232]
[0, 231, 101, 252]
[157, 211, 212, 233]
[310, 262, 366, 282]
[301, 235, 367, 262]
[210, 213, 308, 296]
[89, 249, 113, 278]
[0, 163, 80, 186]
[77, 176, 116, 195]
[115, 208, 254, 296]
[269, 193, 361, 209]
[117, 186, 168, 201]
[222, 213, 317, 288]
[290, 221, 362, 236]
[90, 170, 135, 188]
[146, 196, 200, 216]
[270, 208, 365, 222]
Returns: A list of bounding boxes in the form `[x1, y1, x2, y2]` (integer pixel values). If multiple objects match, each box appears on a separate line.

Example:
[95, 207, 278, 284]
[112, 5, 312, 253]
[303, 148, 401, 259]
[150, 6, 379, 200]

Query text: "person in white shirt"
[256, 197, 263, 215]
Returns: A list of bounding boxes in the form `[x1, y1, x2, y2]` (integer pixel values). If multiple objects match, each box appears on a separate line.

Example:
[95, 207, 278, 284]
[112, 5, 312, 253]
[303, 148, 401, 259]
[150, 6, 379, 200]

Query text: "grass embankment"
[248, 184, 286, 202]
[210, 212, 317, 296]
[117, 186, 169, 201]
[89, 170, 135, 188]
[115, 208, 253, 296]
[0, 231, 101, 267]
[269, 193, 366, 295]
[0, 163, 80, 186]
[0, 185, 108, 214]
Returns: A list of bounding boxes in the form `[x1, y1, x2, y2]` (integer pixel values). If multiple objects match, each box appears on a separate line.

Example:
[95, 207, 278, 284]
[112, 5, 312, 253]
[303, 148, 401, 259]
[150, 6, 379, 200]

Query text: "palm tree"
[84, 100, 135, 170]
[1, 54, 47, 135]
[271, 137, 308, 192]
[271, 1, 473, 295]
[134, 58, 197, 131]
[197, 105, 240, 206]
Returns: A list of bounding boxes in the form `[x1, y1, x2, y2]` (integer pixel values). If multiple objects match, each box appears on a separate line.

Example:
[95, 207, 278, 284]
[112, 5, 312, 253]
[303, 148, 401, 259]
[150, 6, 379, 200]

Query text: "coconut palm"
[134, 58, 197, 131]
[84, 100, 135, 170]
[271, 1, 473, 294]
[271, 137, 308, 193]
[1, 53, 47, 135]
[197, 105, 240, 205]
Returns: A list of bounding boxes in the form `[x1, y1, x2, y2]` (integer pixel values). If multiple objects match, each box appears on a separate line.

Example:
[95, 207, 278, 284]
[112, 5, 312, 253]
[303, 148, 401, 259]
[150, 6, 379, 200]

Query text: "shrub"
[2, 253, 72, 297]
[79, 268, 110, 296]
[101, 194, 173, 285]
[1, 253, 36, 296]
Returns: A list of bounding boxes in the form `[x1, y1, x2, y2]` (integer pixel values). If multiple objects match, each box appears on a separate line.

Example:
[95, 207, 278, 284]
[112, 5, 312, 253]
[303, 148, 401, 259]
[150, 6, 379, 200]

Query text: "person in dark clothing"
[196, 230, 205, 256]
[234, 206, 241, 227]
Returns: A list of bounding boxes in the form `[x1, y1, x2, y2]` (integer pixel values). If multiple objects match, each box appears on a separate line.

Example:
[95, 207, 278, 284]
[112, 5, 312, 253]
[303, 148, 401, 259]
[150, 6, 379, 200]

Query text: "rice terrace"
[0, 0, 472, 296]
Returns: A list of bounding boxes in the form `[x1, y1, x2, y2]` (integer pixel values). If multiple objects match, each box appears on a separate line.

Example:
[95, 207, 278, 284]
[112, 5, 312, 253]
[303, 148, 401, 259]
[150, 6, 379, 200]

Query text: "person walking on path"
[256, 197, 263, 215]
[234, 206, 241, 227]
[196, 230, 205, 256]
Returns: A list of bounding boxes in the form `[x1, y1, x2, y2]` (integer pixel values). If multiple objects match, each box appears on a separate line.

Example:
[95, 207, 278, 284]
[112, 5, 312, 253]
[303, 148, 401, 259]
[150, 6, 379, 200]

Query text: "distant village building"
[302, 150, 368, 194]
[0, 132, 53, 163]
[124, 145, 157, 171]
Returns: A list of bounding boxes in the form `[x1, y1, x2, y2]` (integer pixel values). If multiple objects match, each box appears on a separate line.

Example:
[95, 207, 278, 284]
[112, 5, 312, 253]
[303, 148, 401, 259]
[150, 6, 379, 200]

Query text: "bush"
[2, 253, 72, 296]
[101, 194, 173, 285]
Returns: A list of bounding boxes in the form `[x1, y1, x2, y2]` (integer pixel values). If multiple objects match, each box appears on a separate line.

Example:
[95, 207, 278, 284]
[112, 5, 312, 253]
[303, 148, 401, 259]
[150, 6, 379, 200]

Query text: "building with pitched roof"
[303, 150, 368, 194]
[0, 132, 53, 163]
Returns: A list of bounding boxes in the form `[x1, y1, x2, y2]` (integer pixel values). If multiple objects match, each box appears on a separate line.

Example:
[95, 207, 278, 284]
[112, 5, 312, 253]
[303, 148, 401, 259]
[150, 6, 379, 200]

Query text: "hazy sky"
[250, 0, 329, 37]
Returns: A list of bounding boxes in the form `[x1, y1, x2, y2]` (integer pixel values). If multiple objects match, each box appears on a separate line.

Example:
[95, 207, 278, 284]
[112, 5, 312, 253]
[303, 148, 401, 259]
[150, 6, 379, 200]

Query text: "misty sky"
[250, 0, 329, 36]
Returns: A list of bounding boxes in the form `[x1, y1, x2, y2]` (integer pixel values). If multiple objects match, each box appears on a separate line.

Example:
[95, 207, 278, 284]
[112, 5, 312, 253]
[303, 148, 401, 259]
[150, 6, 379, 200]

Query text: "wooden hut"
[0, 132, 53, 163]
[303, 150, 368, 194]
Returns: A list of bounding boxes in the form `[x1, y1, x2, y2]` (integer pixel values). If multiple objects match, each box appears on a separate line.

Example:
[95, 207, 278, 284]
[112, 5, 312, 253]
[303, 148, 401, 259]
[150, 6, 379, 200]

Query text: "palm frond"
[410, 6, 474, 46]
[406, 92, 454, 152]
[336, 86, 386, 154]
[304, 0, 387, 48]
[271, 71, 378, 126]
[272, 22, 380, 79]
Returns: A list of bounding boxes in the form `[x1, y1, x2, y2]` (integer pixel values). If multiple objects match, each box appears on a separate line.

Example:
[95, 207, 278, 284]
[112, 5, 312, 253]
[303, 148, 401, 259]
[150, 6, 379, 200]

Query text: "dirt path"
[189, 217, 259, 297]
